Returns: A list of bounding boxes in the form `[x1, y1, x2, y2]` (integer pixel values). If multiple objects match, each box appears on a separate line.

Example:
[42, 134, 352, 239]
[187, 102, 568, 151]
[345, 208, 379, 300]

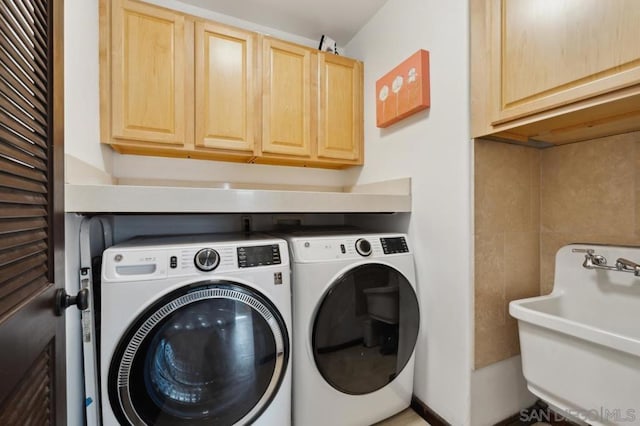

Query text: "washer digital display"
[380, 237, 408, 254]
[238, 245, 281, 268]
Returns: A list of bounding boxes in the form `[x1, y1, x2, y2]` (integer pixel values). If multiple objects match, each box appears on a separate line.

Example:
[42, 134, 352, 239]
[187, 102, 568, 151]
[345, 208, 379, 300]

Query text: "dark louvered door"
[0, 0, 66, 425]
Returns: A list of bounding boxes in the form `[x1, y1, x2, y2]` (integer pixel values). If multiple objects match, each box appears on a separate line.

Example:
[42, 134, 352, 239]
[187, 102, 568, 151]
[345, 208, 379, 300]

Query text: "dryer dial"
[194, 248, 220, 271]
[355, 238, 372, 257]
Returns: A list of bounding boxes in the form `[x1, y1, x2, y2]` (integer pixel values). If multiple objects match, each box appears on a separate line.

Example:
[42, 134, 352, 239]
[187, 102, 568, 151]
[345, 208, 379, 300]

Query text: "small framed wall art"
[376, 49, 430, 128]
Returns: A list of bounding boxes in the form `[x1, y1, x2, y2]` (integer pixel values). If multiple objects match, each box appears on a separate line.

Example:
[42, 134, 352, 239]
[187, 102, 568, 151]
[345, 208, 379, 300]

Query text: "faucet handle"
[572, 248, 595, 254]
[574, 248, 608, 269]
[615, 258, 640, 276]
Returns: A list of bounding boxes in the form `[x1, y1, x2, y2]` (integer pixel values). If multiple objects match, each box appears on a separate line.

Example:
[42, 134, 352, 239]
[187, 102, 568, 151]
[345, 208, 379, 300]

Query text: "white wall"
[146, 0, 318, 47]
[471, 357, 537, 426]
[112, 155, 354, 187]
[64, 0, 354, 187]
[345, 0, 473, 424]
[65, 0, 112, 174]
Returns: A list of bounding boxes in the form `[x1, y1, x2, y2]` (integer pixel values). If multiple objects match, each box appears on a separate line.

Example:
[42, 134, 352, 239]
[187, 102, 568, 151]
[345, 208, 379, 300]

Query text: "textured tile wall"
[474, 141, 540, 368]
[540, 132, 640, 294]
[474, 131, 640, 368]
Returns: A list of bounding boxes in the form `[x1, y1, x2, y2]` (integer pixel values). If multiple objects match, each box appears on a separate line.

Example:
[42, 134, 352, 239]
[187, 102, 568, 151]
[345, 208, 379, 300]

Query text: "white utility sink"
[510, 244, 640, 426]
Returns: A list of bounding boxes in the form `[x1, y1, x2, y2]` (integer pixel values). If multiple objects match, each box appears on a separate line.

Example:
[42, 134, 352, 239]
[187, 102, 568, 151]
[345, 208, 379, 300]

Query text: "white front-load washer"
[282, 231, 420, 426]
[100, 234, 291, 426]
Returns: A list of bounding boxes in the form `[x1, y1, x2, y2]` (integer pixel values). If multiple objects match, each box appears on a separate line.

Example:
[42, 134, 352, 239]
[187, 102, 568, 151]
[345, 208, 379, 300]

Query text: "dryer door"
[312, 263, 419, 395]
[108, 281, 289, 426]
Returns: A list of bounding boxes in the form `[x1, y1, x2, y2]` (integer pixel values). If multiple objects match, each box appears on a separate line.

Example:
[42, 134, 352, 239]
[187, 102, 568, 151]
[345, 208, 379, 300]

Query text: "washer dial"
[194, 248, 220, 271]
[355, 238, 372, 257]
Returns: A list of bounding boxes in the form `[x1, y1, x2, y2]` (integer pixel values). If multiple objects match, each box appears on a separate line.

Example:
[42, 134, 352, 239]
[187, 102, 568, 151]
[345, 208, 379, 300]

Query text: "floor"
[376, 408, 430, 426]
[375, 403, 575, 426]
[501, 401, 578, 426]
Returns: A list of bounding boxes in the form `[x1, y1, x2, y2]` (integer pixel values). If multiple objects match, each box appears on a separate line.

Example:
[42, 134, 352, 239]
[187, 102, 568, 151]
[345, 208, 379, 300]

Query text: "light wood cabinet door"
[261, 38, 312, 157]
[492, 0, 640, 125]
[195, 22, 257, 153]
[110, 0, 189, 145]
[318, 53, 363, 162]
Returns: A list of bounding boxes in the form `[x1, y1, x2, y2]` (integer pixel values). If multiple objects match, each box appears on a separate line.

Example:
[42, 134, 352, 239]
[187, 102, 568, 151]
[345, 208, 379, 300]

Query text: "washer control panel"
[238, 244, 281, 268]
[102, 236, 288, 282]
[380, 237, 409, 254]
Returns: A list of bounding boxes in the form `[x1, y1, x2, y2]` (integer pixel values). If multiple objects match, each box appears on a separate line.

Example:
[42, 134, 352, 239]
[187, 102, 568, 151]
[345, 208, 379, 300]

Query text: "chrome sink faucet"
[573, 248, 640, 277]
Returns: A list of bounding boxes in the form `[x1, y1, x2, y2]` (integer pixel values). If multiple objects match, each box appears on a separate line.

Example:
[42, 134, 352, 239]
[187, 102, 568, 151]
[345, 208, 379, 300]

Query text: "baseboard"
[411, 396, 450, 426]
[494, 400, 544, 426]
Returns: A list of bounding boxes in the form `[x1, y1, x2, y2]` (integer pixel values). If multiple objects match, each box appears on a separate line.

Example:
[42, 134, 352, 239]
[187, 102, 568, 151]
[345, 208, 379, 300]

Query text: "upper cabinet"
[195, 21, 257, 154]
[261, 38, 313, 158]
[108, 0, 190, 146]
[472, 0, 640, 144]
[318, 53, 363, 162]
[257, 39, 364, 167]
[100, 0, 364, 168]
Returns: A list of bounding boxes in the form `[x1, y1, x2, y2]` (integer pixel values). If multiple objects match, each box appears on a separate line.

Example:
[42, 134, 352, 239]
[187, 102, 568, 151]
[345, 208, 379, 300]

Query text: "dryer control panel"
[289, 233, 410, 263]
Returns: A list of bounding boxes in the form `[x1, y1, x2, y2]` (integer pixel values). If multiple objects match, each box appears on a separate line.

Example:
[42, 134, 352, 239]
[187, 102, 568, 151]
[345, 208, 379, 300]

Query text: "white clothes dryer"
[281, 231, 420, 426]
[100, 234, 291, 426]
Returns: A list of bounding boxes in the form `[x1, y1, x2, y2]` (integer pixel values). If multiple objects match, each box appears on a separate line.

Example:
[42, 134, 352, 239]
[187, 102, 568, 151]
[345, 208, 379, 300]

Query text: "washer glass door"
[313, 263, 419, 395]
[109, 282, 288, 425]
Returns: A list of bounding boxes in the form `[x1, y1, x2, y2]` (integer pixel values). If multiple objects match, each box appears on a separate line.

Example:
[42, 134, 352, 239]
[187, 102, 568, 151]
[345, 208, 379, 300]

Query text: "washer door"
[312, 263, 419, 395]
[109, 281, 289, 426]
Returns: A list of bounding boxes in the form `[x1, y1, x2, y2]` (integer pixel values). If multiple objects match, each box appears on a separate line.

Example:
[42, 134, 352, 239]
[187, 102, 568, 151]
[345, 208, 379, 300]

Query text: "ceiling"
[177, 0, 388, 45]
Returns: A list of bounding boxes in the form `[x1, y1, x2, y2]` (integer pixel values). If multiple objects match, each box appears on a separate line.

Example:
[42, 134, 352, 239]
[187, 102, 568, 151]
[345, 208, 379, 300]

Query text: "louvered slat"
[0, 4, 47, 74]
[22, 378, 50, 426]
[0, 271, 49, 319]
[16, 367, 48, 414]
[0, 276, 50, 317]
[0, 107, 47, 154]
[0, 342, 52, 426]
[0, 173, 47, 193]
[0, 12, 47, 90]
[0, 188, 47, 205]
[0, 40, 46, 99]
[8, 349, 49, 411]
[3, 0, 48, 80]
[0, 71, 47, 116]
[0, 93, 47, 137]
[0, 253, 47, 284]
[0, 137, 47, 170]
[0, 124, 46, 162]
[0, 218, 47, 235]
[0, 241, 47, 268]
[0, 265, 47, 299]
[0, 44, 47, 105]
[0, 157, 47, 182]
[0, 76, 47, 127]
[0, 205, 47, 219]
[0, 229, 46, 250]
[26, 410, 49, 426]
[33, 0, 47, 18]
[0, 80, 47, 135]
[18, 0, 48, 47]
